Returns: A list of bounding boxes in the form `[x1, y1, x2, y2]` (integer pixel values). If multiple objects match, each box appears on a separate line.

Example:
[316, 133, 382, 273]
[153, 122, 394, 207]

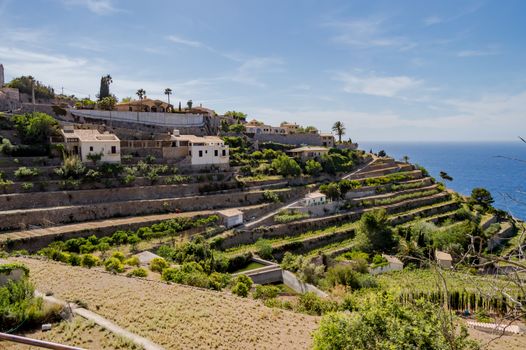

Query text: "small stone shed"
[218, 208, 244, 228]
[435, 250, 453, 268]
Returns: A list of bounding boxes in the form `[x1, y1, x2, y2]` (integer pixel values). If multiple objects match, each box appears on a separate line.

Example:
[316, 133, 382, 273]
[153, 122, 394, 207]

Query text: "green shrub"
[231, 282, 250, 297]
[149, 257, 169, 273]
[297, 292, 338, 316]
[80, 254, 99, 268]
[124, 256, 140, 267]
[104, 257, 124, 273]
[255, 239, 273, 260]
[262, 190, 281, 203]
[231, 274, 253, 297]
[127, 268, 148, 278]
[14, 167, 39, 178]
[263, 297, 293, 310]
[253, 285, 280, 300]
[21, 182, 34, 191]
[111, 251, 125, 262]
[67, 253, 81, 266]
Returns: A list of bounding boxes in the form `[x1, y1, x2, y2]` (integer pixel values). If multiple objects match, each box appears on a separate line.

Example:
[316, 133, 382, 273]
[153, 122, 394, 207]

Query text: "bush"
[262, 190, 281, 203]
[253, 285, 280, 300]
[67, 253, 81, 266]
[14, 167, 39, 178]
[271, 155, 301, 177]
[149, 257, 169, 273]
[313, 294, 479, 350]
[305, 159, 322, 176]
[21, 182, 34, 191]
[231, 274, 253, 297]
[127, 268, 148, 278]
[297, 292, 338, 316]
[255, 239, 273, 260]
[111, 251, 125, 262]
[104, 257, 124, 273]
[80, 254, 99, 268]
[124, 256, 140, 267]
[231, 282, 250, 297]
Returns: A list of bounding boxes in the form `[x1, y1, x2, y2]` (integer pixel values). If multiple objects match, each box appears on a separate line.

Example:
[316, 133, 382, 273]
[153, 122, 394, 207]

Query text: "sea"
[358, 142, 526, 220]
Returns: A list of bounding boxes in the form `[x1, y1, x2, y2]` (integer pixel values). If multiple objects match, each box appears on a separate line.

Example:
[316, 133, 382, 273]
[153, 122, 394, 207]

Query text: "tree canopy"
[224, 111, 247, 121]
[271, 155, 301, 177]
[356, 209, 395, 252]
[6, 76, 54, 99]
[470, 188, 494, 208]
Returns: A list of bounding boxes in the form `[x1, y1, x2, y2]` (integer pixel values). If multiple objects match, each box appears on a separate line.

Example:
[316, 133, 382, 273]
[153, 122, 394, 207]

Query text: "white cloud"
[457, 49, 500, 57]
[325, 17, 415, 50]
[62, 0, 118, 15]
[166, 35, 205, 48]
[334, 72, 421, 97]
[228, 57, 283, 88]
[423, 16, 442, 26]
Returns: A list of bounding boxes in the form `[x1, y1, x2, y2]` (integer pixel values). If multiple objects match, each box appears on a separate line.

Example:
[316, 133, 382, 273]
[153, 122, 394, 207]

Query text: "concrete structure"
[70, 109, 205, 128]
[167, 132, 229, 166]
[0, 64, 4, 87]
[0, 266, 27, 286]
[302, 192, 328, 206]
[115, 98, 173, 112]
[369, 255, 404, 275]
[60, 126, 121, 163]
[435, 250, 453, 268]
[218, 208, 243, 228]
[288, 146, 329, 160]
[134, 251, 162, 266]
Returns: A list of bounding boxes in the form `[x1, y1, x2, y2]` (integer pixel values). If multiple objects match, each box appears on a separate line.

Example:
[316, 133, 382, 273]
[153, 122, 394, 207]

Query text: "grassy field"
[10, 257, 318, 350]
[4, 316, 142, 350]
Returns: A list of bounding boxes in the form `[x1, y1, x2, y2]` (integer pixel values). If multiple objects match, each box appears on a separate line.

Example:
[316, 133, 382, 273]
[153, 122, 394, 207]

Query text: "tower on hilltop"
[0, 64, 4, 87]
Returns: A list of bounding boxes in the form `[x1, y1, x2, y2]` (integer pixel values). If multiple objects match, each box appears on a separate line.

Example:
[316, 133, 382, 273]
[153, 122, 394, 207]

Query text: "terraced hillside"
[9, 257, 319, 350]
[217, 158, 459, 262]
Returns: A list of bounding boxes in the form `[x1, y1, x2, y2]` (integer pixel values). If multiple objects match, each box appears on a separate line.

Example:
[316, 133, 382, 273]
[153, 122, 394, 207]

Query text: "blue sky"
[1, 0, 525, 141]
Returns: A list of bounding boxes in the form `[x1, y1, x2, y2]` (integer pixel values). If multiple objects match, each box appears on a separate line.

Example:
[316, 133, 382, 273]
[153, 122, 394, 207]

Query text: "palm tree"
[332, 121, 346, 143]
[136, 88, 146, 111]
[164, 88, 173, 106]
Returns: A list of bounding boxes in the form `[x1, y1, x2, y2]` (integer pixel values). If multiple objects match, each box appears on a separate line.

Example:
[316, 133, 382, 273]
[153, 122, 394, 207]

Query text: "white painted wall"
[224, 214, 243, 227]
[190, 144, 229, 165]
[80, 140, 121, 163]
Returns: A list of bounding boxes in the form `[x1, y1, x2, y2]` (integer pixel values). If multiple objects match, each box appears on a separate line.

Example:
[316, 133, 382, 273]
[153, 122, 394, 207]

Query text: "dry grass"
[10, 257, 319, 349]
[3, 316, 142, 350]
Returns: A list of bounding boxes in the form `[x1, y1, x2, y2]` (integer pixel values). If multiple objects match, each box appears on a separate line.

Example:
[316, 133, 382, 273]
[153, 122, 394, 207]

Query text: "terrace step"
[0, 188, 296, 232]
[389, 200, 460, 226]
[350, 184, 439, 203]
[0, 181, 239, 211]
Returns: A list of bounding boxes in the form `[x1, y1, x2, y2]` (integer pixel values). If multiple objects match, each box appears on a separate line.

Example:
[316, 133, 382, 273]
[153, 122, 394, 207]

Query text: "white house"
[61, 126, 121, 163]
[435, 250, 453, 268]
[369, 255, 404, 275]
[218, 208, 243, 228]
[302, 192, 328, 207]
[168, 131, 229, 166]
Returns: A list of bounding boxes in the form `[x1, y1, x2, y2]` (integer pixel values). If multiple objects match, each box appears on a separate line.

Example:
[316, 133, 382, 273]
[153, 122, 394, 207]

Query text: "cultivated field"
[10, 257, 319, 350]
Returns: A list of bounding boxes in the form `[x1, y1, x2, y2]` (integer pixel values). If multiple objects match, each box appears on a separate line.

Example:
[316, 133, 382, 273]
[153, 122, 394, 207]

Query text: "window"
[222, 149, 226, 156]
[199, 150, 203, 157]
[89, 146, 93, 151]
[214, 150, 218, 156]
[111, 146, 117, 154]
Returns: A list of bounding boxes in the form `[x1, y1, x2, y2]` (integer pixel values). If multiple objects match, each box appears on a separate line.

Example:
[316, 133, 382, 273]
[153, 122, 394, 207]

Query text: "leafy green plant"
[127, 268, 148, 278]
[14, 167, 39, 178]
[149, 257, 169, 273]
[104, 257, 124, 273]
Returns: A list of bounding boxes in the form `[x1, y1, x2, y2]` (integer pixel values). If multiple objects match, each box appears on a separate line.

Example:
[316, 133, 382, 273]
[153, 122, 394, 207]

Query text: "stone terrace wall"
[0, 189, 296, 231]
[0, 182, 239, 211]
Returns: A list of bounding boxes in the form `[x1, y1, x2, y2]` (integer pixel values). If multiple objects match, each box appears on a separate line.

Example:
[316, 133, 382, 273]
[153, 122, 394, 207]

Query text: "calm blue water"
[359, 142, 526, 220]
